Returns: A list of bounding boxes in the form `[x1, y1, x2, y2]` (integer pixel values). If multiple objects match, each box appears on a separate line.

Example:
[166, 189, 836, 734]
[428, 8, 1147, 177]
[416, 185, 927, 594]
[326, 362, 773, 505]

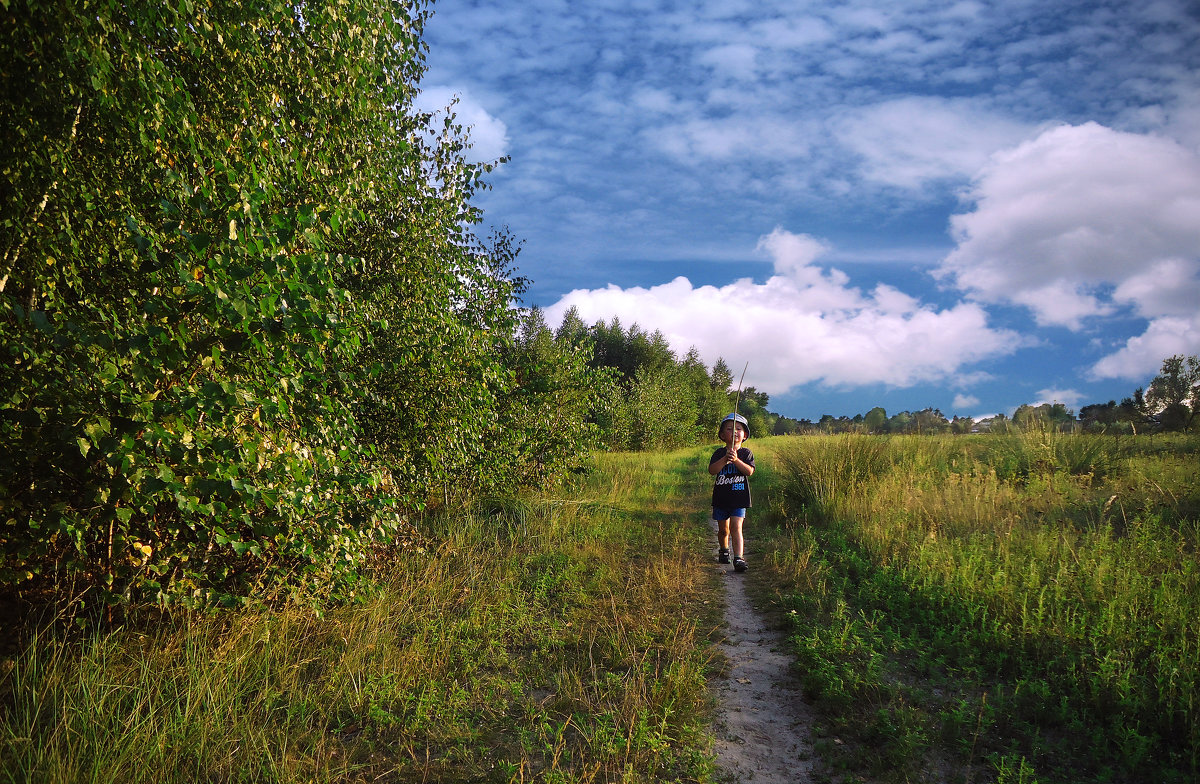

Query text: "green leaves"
[0, 0, 428, 611]
[1145, 354, 1200, 432]
[2, 0, 595, 616]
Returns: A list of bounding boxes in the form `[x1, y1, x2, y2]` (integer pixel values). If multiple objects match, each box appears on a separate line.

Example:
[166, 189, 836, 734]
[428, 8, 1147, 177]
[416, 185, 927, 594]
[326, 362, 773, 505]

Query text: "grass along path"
[8, 433, 1197, 783]
[758, 433, 1200, 784]
[5, 444, 812, 783]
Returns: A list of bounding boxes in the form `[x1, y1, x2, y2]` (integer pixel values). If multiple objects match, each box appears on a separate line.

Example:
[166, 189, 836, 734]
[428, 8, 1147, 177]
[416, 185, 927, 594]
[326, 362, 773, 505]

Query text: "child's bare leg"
[717, 517, 730, 550]
[729, 516, 745, 559]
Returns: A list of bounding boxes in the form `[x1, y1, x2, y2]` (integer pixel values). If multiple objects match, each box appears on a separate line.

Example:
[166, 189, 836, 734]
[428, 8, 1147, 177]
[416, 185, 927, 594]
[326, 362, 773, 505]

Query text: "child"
[709, 412, 755, 572]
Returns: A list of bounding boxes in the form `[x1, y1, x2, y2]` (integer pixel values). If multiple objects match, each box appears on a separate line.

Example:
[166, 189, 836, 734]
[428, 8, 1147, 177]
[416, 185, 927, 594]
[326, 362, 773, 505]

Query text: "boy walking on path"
[709, 413, 755, 573]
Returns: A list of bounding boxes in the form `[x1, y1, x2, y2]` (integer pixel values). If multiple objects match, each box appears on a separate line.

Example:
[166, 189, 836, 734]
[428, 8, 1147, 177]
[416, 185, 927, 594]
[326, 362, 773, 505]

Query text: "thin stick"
[733, 361, 748, 416]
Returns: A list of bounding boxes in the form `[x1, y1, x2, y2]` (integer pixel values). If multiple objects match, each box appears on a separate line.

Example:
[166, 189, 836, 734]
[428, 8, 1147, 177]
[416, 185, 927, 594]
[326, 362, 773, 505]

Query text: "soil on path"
[710, 541, 817, 783]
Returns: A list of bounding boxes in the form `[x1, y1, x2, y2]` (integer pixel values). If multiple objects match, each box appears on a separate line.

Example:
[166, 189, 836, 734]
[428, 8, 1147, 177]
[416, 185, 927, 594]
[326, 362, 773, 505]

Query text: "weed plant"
[765, 433, 1199, 783]
[0, 448, 722, 783]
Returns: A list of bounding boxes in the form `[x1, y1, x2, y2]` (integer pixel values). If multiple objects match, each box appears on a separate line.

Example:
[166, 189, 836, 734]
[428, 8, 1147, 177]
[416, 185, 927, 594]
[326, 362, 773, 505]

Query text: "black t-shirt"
[710, 446, 754, 509]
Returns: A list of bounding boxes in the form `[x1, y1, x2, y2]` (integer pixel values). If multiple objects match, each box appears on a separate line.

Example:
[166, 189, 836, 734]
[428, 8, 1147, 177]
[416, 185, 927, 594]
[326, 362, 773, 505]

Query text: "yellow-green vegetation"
[0, 449, 724, 783]
[10, 432, 1195, 784]
[763, 432, 1200, 783]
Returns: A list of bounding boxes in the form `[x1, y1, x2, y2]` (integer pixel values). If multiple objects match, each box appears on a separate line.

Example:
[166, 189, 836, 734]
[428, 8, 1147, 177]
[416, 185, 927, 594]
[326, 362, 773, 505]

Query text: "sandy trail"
[710, 548, 816, 783]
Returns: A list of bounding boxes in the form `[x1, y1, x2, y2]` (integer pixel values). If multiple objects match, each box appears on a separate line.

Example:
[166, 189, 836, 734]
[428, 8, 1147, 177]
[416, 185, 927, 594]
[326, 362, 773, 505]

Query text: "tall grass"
[0, 448, 723, 783]
[774, 434, 890, 523]
[767, 433, 1200, 783]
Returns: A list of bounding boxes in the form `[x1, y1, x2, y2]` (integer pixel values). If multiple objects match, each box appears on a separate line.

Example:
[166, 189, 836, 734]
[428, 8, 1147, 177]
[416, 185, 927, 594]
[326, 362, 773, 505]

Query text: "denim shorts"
[712, 506, 747, 521]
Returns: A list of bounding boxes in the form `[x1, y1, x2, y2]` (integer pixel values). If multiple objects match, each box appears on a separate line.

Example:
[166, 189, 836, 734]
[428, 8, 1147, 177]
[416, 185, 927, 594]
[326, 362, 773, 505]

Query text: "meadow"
[762, 431, 1200, 783]
[3, 432, 1197, 783]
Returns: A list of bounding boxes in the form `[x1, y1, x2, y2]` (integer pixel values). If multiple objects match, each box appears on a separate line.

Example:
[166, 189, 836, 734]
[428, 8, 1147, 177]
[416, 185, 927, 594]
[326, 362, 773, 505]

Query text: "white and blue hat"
[719, 412, 750, 438]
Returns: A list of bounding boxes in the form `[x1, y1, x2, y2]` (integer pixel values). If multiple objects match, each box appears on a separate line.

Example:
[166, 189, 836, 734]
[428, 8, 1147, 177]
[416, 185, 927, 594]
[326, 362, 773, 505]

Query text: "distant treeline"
[532, 300, 1200, 442]
[788, 354, 1199, 436]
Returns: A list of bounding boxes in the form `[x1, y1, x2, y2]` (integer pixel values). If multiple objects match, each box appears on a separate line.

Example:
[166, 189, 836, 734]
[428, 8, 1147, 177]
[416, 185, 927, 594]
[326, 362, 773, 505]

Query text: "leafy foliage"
[0, 0, 592, 613]
[495, 306, 607, 492]
[0, 450, 719, 782]
[1145, 354, 1200, 432]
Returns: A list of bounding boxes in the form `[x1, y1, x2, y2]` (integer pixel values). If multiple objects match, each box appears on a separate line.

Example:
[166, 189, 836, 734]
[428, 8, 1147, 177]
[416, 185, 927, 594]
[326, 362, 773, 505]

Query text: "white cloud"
[646, 115, 816, 162]
[756, 228, 829, 278]
[953, 393, 980, 409]
[698, 43, 760, 81]
[1112, 258, 1200, 318]
[1090, 312, 1200, 381]
[938, 122, 1200, 382]
[749, 15, 834, 49]
[1034, 388, 1086, 407]
[825, 6, 891, 31]
[935, 119, 1200, 387]
[544, 229, 1022, 396]
[415, 86, 510, 162]
[631, 87, 689, 114]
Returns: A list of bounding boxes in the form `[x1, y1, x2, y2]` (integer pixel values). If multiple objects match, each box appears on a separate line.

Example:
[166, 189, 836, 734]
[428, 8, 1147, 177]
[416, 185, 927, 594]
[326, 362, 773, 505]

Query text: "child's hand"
[721, 422, 743, 456]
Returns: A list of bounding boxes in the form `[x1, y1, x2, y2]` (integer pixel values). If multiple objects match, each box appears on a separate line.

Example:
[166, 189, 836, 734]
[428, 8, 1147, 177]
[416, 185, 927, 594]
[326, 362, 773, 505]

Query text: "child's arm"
[710, 449, 754, 476]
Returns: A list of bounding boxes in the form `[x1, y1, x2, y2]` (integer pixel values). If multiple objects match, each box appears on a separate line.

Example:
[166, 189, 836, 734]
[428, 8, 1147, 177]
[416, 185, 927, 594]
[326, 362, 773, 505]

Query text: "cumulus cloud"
[939, 123, 1200, 322]
[414, 86, 510, 162]
[937, 122, 1200, 378]
[1090, 313, 1200, 381]
[1112, 258, 1200, 319]
[755, 229, 830, 278]
[544, 228, 1023, 396]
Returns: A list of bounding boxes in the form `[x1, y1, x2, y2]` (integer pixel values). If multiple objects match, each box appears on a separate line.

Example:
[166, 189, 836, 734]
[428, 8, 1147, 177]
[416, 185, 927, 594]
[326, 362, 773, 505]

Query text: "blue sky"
[418, 0, 1200, 422]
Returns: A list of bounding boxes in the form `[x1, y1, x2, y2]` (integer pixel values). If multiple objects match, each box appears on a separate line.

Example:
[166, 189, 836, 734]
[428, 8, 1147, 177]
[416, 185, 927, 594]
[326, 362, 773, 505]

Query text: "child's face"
[721, 422, 745, 445]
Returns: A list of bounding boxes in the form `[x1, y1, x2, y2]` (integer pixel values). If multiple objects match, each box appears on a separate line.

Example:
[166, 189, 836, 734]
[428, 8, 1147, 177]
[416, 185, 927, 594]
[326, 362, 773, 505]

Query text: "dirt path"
[710, 534, 816, 783]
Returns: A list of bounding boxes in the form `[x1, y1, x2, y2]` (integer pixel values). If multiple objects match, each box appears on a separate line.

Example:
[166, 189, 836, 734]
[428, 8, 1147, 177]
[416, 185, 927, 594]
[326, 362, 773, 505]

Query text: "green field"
[760, 432, 1200, 783]
[3, 433, 1197, 783]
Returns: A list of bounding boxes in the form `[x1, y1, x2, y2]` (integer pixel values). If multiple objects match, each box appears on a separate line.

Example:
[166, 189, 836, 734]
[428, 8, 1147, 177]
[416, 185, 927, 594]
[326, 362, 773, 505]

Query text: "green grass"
[11, 432, 1193, 783]
[0, 447, 725, 784]
[759, 433, 1200, 784]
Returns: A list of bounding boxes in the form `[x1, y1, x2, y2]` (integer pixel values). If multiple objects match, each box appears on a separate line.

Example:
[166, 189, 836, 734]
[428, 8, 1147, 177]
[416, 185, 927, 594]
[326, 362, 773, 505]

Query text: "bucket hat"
[719, 412, 750, 439]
